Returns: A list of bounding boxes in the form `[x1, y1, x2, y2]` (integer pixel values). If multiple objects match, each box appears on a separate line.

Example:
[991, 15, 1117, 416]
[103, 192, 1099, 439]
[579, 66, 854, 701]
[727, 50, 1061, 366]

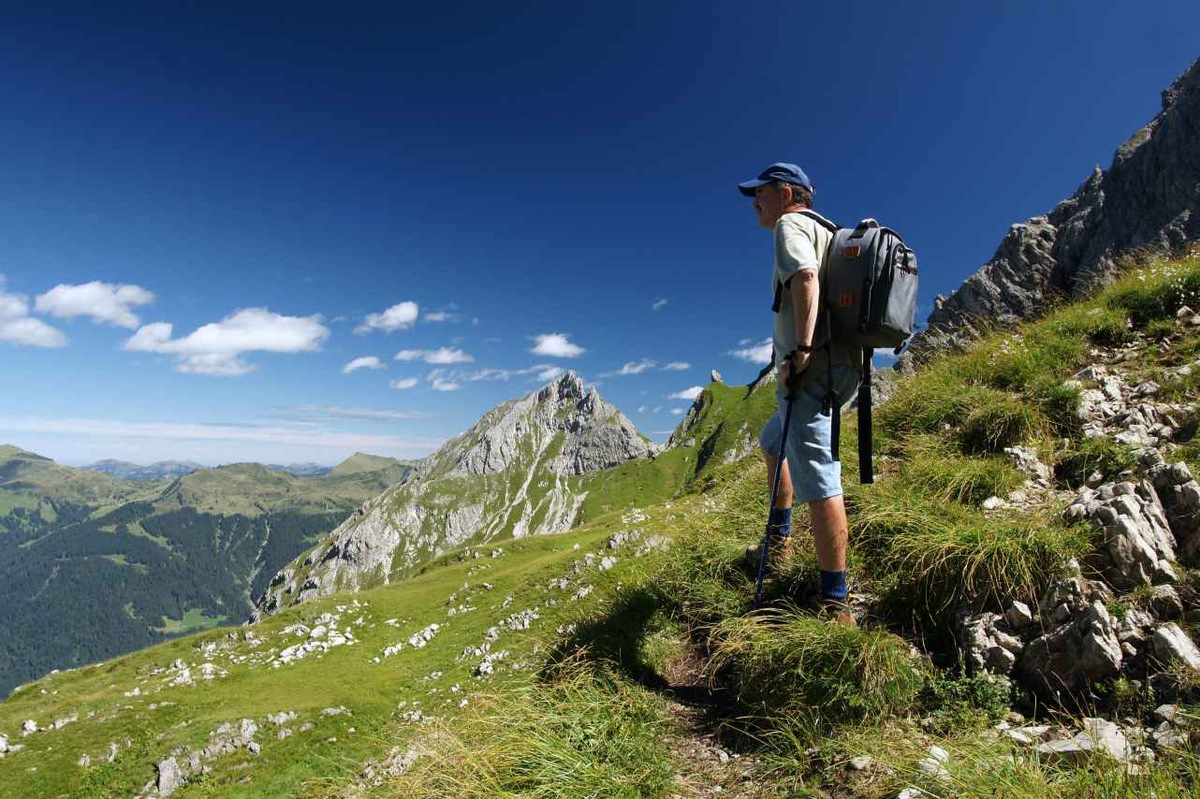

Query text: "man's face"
[753, 183, 789, 229]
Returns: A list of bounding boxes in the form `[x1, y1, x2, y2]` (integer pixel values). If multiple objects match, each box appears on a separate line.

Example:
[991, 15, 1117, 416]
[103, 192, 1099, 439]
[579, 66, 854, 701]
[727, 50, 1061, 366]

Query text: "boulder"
[958, 612, 1024, 674]
[1036, 718, 1129, 765]
[1141, 450, 1200, 562]
[1018, 601, 1123, 700]
[1063, 482, 1177, 589]
[1152, 623, 1200, 672]
[157, 756, 185, 797]
[1004, 446, 1051, 487]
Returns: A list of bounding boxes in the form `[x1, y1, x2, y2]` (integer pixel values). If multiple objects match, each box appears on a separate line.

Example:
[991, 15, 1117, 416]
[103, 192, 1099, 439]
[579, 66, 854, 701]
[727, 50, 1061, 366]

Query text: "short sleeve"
[773, 215, 819, 286]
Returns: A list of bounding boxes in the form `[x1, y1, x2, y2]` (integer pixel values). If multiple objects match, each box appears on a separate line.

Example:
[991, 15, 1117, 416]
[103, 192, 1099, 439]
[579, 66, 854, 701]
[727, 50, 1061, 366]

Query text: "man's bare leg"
[762, 450, 794, 510]
[808, 494, 848, 572]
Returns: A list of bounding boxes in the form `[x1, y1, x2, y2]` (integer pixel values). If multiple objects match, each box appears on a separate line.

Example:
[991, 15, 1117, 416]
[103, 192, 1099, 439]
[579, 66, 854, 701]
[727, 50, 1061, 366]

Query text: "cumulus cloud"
[390, 377, 419, 390]
[662, 361, 690, 371]
[394, 347, 473, 364]
[429, 370, 461, 391]
[728, 338, 773, 365]
[530, 332, 585, 358]
[533, 365, 565, 382]
[669, 386, 704, 401]
[602, 358, 656, 377]
[355, 301, 419, 335]
[342, 356, 386, 374]
[34, 281, 155, 328]
[0, 277, 67, 347]
[124, 307, 329, 376]
[652, 298, 668, 311]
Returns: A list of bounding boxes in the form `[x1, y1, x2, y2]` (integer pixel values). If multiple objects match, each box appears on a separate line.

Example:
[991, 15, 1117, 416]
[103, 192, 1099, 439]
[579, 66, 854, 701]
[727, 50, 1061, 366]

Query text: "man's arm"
[783, 270, 819, 379]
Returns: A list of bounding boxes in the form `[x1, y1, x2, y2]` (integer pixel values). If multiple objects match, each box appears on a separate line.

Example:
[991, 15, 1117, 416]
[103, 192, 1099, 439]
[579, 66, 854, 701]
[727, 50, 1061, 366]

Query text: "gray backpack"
[772, 211, 919, 483]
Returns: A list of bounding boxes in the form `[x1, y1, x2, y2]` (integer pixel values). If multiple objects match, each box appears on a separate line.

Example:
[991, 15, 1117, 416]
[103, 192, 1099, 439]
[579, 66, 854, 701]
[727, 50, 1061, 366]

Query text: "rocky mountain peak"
[256, 376, 654, 615]
[903, 55, 1200, 366]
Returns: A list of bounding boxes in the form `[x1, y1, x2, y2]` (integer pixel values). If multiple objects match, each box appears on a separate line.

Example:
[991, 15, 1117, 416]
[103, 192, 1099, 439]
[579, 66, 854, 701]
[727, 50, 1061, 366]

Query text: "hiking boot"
[819, 597, 858, 627]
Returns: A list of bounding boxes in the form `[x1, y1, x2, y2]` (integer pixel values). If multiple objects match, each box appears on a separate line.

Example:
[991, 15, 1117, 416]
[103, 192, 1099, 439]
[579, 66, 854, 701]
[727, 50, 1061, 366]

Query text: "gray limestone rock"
[1141, 450, 1200, 563]
[1063, 482, 1177, 589]
[1152, 623, 1200, 672]
[959, 611, 1023, 674]
[902, 57, 1200, 367]
[157, 756, 185, 797]
[1004, 446, 1051, 487]
[1019, 601, 1123, 700]
[1036, 718, 1130, 765]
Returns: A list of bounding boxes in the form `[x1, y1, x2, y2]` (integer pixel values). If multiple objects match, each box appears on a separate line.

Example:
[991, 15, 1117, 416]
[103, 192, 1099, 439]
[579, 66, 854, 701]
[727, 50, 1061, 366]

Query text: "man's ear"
[781, 184, 796, 207]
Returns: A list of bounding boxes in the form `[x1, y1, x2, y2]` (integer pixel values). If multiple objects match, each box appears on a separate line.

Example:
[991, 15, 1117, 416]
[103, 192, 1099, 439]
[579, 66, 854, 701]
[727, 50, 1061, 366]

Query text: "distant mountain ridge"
[257, 372, 654, 615]
[904, 55, 1200, 365]
[0, 446, 411, 696]
[84, 459, 207, 481]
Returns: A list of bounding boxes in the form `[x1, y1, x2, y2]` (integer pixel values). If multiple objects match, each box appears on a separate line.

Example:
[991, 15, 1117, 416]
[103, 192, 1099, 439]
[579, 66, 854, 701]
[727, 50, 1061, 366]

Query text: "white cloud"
[34, 281, 154, 329]
[282, 404, 428, 421]
[0, 277, 67, 347]
[728, 338, 773, 365]
[603, 358, 656, 377]
[669, 386, 703, 401]
[670, 408, 685, 415]
[464, 364, 564, 383]
[428, 369, 461, 391]
[124, 307, 329, 376]
[533, 365, 565, 382]
[394, 347, 473, 364]
[390, 377, 419, 390]
[530, 332, 585, 358]
[652, 298, 668, 311]
[636, 405, 646, 413]
[662, 361, 690, 371]
[343, 356, 386, 374]
[423, 310, 462, 323]
[355, 301, 419, 335]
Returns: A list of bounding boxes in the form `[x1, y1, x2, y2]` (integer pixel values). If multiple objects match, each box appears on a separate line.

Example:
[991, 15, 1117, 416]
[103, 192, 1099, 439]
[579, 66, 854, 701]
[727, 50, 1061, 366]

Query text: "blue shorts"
[759, 363, 861, 504]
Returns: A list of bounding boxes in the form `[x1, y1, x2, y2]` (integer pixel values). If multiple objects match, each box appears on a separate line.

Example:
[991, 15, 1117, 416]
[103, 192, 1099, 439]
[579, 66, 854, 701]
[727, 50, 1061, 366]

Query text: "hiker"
[739, 162, 861, 623]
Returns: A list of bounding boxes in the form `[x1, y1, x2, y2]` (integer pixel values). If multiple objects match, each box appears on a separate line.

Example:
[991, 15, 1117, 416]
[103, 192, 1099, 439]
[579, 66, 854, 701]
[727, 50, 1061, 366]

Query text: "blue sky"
[1, 2, 1198, 466]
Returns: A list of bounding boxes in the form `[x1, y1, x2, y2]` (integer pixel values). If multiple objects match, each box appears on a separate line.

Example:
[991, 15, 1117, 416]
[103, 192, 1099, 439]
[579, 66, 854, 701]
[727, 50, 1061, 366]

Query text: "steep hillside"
[0, 452, 410, 698]
[906, 54, 1200, 364]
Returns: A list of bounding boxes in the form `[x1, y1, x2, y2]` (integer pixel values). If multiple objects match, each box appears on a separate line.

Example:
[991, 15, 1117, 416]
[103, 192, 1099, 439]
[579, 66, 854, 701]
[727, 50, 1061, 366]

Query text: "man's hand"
[778, 350, 810, 394]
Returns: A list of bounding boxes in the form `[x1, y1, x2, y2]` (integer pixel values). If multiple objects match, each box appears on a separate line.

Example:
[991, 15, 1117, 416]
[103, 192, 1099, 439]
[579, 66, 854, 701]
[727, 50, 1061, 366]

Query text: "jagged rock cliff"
[255, 373, 652, 616]
[904, 56, 1200, 366]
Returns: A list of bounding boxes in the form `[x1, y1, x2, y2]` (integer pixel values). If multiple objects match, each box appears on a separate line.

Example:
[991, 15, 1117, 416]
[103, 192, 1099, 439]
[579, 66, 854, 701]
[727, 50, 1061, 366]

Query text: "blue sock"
[820, 570, 848, 601]
[769, 506, 792, 538]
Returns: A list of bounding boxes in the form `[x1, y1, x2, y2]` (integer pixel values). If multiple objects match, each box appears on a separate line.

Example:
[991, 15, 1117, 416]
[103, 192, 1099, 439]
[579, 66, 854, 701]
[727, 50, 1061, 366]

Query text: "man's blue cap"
[737, 162, 813, 197]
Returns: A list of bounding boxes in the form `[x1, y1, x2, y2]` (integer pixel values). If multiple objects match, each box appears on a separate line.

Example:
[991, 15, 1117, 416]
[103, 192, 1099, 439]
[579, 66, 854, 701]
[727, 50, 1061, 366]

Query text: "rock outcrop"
[255, 373, 653, 616]
[904, 56, 1200, 366]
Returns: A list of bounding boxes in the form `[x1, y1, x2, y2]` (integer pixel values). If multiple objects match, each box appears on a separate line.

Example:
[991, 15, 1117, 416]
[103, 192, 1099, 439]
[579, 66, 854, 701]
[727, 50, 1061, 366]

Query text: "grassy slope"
[10, 255, 1200, 797]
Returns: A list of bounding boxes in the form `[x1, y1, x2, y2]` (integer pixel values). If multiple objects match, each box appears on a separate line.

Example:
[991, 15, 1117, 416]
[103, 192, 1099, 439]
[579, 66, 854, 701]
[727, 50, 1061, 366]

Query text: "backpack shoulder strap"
[797, 209, 840, 234]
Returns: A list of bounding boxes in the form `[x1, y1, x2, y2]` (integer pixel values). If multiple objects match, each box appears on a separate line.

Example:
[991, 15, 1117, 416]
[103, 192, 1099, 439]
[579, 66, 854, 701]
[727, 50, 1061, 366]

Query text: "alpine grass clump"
[1053, 436, 1137, 489]
[386, 664, 676, 798]
[707, 608, 926, 734]
[957, 393, 1044, 455]
[851, 481, 1089, 618]
[899, 436, 1025, 506]
[1106, 251, 1200, 328]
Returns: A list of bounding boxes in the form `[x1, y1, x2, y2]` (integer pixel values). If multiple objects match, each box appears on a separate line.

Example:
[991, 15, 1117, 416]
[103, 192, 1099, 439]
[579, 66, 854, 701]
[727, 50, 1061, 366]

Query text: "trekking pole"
[752, 384, 795, 609]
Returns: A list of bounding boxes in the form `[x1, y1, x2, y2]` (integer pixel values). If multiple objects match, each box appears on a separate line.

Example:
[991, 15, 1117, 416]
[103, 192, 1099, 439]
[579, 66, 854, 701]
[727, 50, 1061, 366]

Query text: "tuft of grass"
[385, 663, 677, 798]
[957, 395, 1043, 455]
[1053, 436, 1137, 489]
[852, 482, 1089, 618]
[707, 608, 926, 735]
[900, 436, 1025, 506]
[921, 670, 1012, 734]
[1106, 251, 1200, 328]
